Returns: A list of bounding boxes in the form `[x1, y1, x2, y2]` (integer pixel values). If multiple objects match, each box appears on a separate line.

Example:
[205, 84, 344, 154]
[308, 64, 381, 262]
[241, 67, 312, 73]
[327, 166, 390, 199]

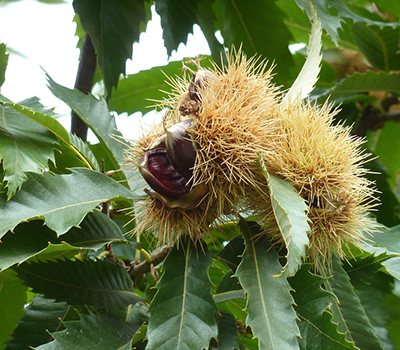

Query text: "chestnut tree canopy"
[1, 1, 400, 349]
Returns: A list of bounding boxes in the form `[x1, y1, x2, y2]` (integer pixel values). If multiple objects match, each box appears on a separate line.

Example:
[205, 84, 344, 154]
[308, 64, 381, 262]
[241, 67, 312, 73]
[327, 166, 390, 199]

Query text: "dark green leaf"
[34, 309, 142, 350]
[73, 0, 146, 96]
[214, 0, 294, 87]
[0, 210, 127, 271]
[15, 258, 140, 308]
[0, 168, 135, 239]
[315, 71, 400, 103]
[235, 220, 300, 350]
[0, 270, 27, 350]
[325, 255, 384, 350]
[210, 311, 241, 350]
[366, 158, 400, 227]
[6, 296, 73, 350]
[0, 43, 9, 88]
[0, 97, 58, 199]
[296, 0, 399, 45]
[289, 265, 356, 350]
[353, 23, 400, 72]
[155, 0, 201, 55]
[46, 74, 130, 185]
[217, 234, 245, 272]
[146, 239, 218, 350]
[369, 121, 400, 188]
[259, 155, 309, 276]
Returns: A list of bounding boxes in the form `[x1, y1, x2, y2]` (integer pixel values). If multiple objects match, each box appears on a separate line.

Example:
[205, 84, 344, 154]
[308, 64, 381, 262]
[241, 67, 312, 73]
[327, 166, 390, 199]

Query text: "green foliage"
[258, 154, 310, 276]
[235, 220, 300, 350]
[73, 0, 147, 97]
[1, 1, 400, 349]
[0, 43, 9, 88]
[146, 239, 218, 350]
[0, 168, 134, 238]
[15, 258, 141, 308]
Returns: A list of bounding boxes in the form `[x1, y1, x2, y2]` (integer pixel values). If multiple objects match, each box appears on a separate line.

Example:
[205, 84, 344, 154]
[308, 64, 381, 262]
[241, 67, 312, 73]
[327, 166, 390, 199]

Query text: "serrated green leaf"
[0, 97, 58, 199]
[34, 310, 141, 350]
[0, 43, 9, 88]
[210, 311, 241, 350]
[108, 61, 183, 115]
[324, 254, 384, 350]
[289, 265, 356, 350]
[15, 258, 140, 308]
[235, 219, 300, 350]
[259, 154, 309, 276]
[316, 69, 400, 105]
[353, 23, 400, 72]
[73, 0, 146, 96]
[0, 270, 27, 350]
[6, 296, 73, 350]
[68, 133, 100, 170]
[370, 121, 400, 188]
[283, 10, 322, 105]
[0, 95, 70, 144]
[0, 168, 135, 239]
[371, 225, 400, 254]
[45, 73, 130, 185]
[296, 0, 399, 45]
[146, 239, 218, 350]
[155, 0, 201, 55]
[217, 235, 245, 272]
[214, 0, 294, 87]
[0, 210, 127, 271]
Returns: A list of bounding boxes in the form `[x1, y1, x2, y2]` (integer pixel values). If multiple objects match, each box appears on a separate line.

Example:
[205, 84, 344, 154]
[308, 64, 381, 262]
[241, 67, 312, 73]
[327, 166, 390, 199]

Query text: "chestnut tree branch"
[128, 246, 172, 280]
[355, 94, 400, 137]
[71, 34, 97, 141]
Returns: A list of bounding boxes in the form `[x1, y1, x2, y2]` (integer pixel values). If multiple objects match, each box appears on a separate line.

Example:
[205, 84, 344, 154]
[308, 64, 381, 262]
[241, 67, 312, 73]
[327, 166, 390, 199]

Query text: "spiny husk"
[252, 100, 378, 269]
[128, 49, 378, 269]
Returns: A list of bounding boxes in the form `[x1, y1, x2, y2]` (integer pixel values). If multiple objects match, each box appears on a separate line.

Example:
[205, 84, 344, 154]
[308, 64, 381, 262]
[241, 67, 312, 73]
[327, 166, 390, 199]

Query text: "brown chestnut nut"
[189, 69, 214, 102]
[165, 119, 196, 179]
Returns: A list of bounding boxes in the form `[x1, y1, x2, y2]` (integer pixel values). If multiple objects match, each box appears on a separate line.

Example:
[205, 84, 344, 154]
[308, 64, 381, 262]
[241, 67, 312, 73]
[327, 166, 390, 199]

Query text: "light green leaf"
[34, 310, 142, 350]
[235, 219, 300, 350]
[15, 258, 140, 308]
[0, 168, 135, 239]
[214, 290, 246, 304]
[0, 97, 59, 199]
[0, 43, 9, 88]
[68, 133, 100, 170]
[324, 254, 384, 350]
[6, 296, 73, 350]
[146, 239, 218, 350]
[370, 225, 400, 255]
[73, 0, 147, 96]
[258, 154, 309, 276]
[0, 210, 127, 271]
[283, 10, 322, 105]
[214, 0, 294, 87]
[108, 60, 184, 115]
[0, 270, 27, 350]
[45, 73, 130, 185]
[289, 265, 356, 350]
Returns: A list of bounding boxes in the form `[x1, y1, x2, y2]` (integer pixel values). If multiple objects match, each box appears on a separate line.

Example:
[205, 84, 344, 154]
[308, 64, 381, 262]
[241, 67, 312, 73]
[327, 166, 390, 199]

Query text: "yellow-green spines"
[128, 50, 378, 268]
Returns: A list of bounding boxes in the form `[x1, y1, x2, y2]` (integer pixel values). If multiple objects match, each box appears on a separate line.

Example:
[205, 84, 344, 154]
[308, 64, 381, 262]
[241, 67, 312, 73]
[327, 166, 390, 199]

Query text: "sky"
[0, 0, 211, 140]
